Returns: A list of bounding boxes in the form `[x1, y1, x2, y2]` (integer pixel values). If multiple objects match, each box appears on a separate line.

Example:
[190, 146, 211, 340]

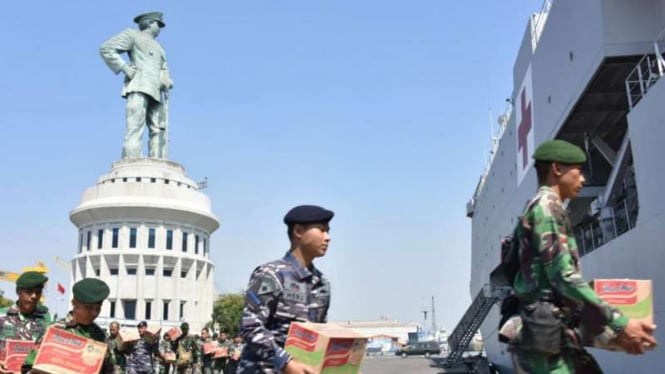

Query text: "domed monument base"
[70, 158, 220, 331]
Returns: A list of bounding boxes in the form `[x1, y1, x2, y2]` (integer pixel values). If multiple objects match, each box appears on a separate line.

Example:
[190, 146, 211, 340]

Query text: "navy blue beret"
[284, 205, 334, 225]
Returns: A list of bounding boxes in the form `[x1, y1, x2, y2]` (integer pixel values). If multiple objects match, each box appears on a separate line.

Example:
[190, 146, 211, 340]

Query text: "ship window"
[137, 177, 142, 182]
[110, 268, 118, 275]
[127, 268, 137, 275]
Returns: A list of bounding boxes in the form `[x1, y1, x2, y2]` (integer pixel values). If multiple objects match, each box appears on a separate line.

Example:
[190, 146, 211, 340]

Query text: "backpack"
[176, 342, 192, 368]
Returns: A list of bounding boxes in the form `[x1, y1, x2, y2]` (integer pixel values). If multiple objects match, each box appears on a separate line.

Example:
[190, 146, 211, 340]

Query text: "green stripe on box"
[614, 294, 652, 319]
[285, 346, 325, 367]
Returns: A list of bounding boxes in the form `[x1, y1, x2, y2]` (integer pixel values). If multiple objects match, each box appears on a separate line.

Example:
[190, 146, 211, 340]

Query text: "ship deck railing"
[625, 27, 665, 109]
[574, 196, 638, 257]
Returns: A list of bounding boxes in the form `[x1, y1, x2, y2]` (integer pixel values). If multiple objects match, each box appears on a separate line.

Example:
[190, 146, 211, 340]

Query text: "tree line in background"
[209, 293, 244, 336]
[0, 291, 13, 308]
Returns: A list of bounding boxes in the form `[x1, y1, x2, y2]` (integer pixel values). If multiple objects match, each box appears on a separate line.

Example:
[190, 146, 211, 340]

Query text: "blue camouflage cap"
[284, 205, 334, 225]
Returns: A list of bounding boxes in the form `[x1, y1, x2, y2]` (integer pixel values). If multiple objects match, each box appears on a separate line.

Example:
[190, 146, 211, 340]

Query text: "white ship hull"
[468, 1, 665, 372]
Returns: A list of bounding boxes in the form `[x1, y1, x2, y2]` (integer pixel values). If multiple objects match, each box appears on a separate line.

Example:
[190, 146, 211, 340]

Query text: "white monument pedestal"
[70, 158, 220, 331]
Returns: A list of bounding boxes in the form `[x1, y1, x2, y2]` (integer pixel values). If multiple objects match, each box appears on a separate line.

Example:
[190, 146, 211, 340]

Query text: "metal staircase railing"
[443, 285, 502, 367]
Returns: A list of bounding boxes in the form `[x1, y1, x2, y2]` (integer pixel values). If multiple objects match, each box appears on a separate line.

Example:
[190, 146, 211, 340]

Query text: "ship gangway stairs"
[443, 284, 508, 368]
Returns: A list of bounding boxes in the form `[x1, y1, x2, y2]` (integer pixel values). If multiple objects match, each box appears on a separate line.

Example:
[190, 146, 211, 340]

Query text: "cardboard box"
[202, 341, 219, 355]
[0, 340, 37, 373]
[167, 327, 181, 341]
[593, 279, 653, 325]
[212, 346, 228, 358]
[163, 352, 176, 363]
[582, 279, 654, 351]
[285, 322, 367, 374]
[144, 325, 161, 344]
[31, 326, 108, 374]
[115, 329, 140, 352]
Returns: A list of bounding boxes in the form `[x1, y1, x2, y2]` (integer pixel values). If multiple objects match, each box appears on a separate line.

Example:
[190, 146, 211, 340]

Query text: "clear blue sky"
[0, 1, 537, 330]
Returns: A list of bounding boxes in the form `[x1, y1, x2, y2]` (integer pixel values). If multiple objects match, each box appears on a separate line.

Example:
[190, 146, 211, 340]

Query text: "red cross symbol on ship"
[517, 87, 532, 168]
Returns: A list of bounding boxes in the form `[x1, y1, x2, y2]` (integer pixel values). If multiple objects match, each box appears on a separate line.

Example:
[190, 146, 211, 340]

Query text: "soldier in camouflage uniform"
[174, 322, 200, 374]
[126, 320, 160, 373]
[159, 332, 175, 374]
[22, 277, 114, 374]
[0, 272, 52, 372]
[226, 335, 244, 374]
[213, 331, 231, 374]
[107, 321, 127, 374]
[509, 140, 657, 373]
[237, 205, 333, 374]
[198, 327, 214, 374]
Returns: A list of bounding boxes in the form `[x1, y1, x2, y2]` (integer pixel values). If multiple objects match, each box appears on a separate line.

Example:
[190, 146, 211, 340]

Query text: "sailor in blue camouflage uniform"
[237, 205, 333, 374]
[126, 320, 159, 374]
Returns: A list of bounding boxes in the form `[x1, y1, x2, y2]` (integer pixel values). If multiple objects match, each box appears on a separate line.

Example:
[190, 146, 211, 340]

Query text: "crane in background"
[0, 262, 49, 283]
[0, 262, 49, 310]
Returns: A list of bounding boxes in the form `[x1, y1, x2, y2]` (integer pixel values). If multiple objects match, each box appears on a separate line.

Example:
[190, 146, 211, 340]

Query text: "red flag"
[57, 283, 65, 295]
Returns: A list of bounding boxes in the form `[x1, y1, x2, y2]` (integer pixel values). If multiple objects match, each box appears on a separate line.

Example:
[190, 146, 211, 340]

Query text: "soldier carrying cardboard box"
[22, 278, 113, 373]
[237, 205, 334, 374]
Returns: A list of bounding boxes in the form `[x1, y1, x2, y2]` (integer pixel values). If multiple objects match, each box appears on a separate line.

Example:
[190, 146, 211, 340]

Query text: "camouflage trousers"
[511, 348, 603, 373]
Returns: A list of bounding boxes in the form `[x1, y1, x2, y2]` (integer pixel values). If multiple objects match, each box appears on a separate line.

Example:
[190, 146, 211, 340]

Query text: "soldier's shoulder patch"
[248, 270, 282, 296]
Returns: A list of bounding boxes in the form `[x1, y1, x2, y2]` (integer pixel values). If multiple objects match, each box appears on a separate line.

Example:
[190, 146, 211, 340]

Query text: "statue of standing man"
[100, 12, 174, 159]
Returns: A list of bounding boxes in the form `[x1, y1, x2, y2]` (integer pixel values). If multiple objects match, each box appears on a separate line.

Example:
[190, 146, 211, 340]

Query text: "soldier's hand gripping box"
[31, 326, 108, 374]
[285, 322, 368, 374]
[0, 339, 37, 373]
[582, 279, 654, 351]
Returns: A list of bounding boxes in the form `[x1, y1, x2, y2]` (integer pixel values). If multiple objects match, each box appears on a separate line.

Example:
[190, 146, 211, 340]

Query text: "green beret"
[180, 322, 189, 330]
[73, 278, 109, 303]
[533, 140, 587, 164]
[16, 271, 48, 289]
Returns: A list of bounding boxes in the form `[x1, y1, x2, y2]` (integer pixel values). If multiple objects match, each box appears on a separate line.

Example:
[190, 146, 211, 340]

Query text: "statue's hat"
[133, 12, 165, 28]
